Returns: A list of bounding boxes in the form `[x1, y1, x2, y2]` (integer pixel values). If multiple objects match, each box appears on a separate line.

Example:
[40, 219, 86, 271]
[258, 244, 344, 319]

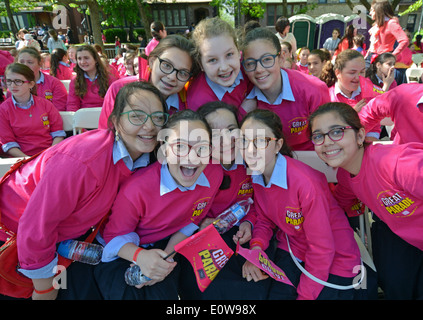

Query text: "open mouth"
[218, 70, 233, 80]
[137, 135, 156, 142]
[323, 149, 341, 157]
[180, 165, 198, 178]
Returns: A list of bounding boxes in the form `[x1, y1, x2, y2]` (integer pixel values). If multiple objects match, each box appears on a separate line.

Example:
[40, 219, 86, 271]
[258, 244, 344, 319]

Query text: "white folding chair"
[412, 53, 423, 67]
[59, 111, 75, 132]
[406, 67, 423, 83]
[72, 107, 102, 135]
[60, 80, 71, 92]
[293, 150, 374, 260]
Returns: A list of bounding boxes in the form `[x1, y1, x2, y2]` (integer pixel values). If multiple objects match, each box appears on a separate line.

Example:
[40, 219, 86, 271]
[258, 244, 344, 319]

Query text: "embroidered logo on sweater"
[237, 178, 253, 196]
[378, 191, 416, 216]
[192, 197, 211, 219]
[44, 90, 53, 101]
[288, 117, 308, 136]
[285, 207, 304, 230]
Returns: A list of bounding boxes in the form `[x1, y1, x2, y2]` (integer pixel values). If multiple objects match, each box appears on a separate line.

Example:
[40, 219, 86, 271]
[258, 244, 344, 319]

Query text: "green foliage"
[399, 0, 422, 16]
[98, 0, 140, 27]
[0, 30, 13, 38]
[211, 0, 265, 19]
[133, 28, 146, 39]
[103, 28, 127, 43]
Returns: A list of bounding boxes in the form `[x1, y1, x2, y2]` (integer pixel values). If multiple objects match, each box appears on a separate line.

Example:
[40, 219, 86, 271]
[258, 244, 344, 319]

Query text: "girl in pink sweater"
[0, 63, 65, 157]
[49, 48, 73, 81]
[366, 0, 409, 66]
[179, 101, 269, 300]
[66, 45, 117, 111]
[0, 81, 168, 300]
[240, 109, 363, 300]
[309, 102, 423, 299]
[16, 47, 68, 111]
[186, 17, 254, 113]
[96, 109, 223, 300]
[98, 35, 198, 129]
[241, 27, 330, 151]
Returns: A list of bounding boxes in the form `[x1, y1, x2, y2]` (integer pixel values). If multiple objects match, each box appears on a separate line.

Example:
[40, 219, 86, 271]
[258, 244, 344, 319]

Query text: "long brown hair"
[372, 0, 395, 27]
[74, 45, 110, 98]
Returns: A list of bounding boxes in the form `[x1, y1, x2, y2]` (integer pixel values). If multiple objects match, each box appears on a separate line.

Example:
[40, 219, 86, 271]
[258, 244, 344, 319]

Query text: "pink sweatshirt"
[359, 83, 423, 144]
[98, 74, 186, 129]
[250, 155, 360, 300]
[102, 162, 223, 245]
[296, 63, 309, 74]
[370, 18, 409, 56]
[254, 69, 330, 151]
[206, 164, 257, 226]
[36, 73, 68, 112]
[55, 63, 73, 80]
[66, 75, 116, 111]
[0, 95, 64, 156]
[185, 70, 253, 112]
[334, 143, 423, 251]
[0, 130, 133, 271]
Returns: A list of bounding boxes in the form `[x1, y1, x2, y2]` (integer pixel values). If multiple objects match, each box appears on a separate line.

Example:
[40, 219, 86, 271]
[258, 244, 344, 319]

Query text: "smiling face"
[335, 57, 366, 96]
[311, 111, 365, 174]
[113, 90, 164, 160]
[149, 47, 192, 98]
[76, 50, 97, 74]
[164, 120, 210, 188]
[240, 118, 282, 180]
[199, 34, 241, 87]
[243, 39, 283, 101]
[205, 108, 240, 166]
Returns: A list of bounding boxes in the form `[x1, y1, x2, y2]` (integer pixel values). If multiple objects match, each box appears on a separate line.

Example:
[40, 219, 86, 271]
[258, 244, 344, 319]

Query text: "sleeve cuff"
[2, 142, 20, 153]
[18, 255, 58, 279]
[179, 223, 199, 237]
[101, 232, 140, 262]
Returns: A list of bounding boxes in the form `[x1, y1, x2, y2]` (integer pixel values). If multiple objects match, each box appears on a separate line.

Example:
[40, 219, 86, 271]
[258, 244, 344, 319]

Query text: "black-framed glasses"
[121, 110, 168, 127]
[5, 79, 30, 86]
[157, 57, 192, 82]
[169, 142, 212, 158]
[311, 126, 354, 145]
[242, 53, 280, 72]
[236, 136, 278, 149]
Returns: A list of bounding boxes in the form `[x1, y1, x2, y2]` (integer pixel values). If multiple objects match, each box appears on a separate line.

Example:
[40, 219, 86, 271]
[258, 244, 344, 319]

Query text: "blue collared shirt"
[205, 70, 244, 101]
[36, 71, 45, 84]
[112, 138, 151, 171]
[59, 61, 70, 68]
[84, 72, 98, 82]
[246, 69, 295, 105]
[166, 93, 179, 111]
[160, 163, 210, 196]
[251, 153, 288, 189]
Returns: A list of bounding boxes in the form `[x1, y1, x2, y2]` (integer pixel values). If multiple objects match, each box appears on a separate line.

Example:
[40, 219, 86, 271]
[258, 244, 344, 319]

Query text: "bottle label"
[230, 203, 246, 220]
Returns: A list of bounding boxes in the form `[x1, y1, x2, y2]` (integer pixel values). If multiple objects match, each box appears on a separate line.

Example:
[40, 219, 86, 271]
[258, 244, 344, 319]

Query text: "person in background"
[333, 25, 356, 59]
[16, 47, 68, 111]
[49, 48, 73, 81]
[47, 29, 67, 53]
[352, 34, 366, 56]
[67, 45, 116, 111]
[0, 63, 65, 157]
[145, 21, 167, 57]
[296, 47, 310, 74]
[323, 28, 341, 55]
[274, 17, 297, 61]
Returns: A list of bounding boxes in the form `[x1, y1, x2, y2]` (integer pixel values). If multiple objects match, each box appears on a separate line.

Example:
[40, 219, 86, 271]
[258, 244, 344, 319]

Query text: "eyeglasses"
[236, 136, 278, 149]
[5, 79, 30, 86]
[169, 142, 212, 158]
[157, 57, 192, 82]
[242, 54, 279, 72]
[311, 126, 354, 145]
[121, 110, 168, 127]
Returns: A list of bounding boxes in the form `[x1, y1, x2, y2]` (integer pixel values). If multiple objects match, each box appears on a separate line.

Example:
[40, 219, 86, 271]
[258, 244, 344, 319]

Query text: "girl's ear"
[357, 127, 366, 147]
[148, 56, 156, 70]
[335, 68, 341, 80]
[275, 138, 284, 154]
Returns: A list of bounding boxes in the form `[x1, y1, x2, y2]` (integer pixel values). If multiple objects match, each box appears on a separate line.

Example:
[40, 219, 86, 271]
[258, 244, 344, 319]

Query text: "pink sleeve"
[394, 144, 423, 199]
[0, 101, 16, 145]
[249, 201, 277, 250]
[45, 99, 64, 132]
[51, 79, 68, 112]
[17, 154, 98, 269]
[66, 78, 81, 111]
[389, 20, 409, 56]
[98, 83, 119, 129]
[358, 94, 390, 136]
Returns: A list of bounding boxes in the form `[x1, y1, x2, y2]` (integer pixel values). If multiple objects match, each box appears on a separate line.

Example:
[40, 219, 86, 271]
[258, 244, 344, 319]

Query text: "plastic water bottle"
[213, 198, 254, 234]
[57, 240, 103, 265]
[125, 264, 152, 286]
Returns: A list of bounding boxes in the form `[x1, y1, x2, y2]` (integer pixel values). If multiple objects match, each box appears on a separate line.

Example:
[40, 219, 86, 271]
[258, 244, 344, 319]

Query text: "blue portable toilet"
[345, 14, 370, 50]
[289, 14, 317, 49]
[315, 13, 346, 49]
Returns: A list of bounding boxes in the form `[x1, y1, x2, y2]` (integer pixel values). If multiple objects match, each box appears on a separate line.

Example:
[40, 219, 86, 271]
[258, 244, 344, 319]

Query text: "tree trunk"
[87, 0, 103, 48]
[4, 0, 19, 37]
[135, 0, 152, 39]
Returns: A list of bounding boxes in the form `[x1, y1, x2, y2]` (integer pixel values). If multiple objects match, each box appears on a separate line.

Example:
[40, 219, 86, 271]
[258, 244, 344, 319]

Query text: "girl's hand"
[233, 221, 252, 245]
[353, 99, 367, 113]
[382, 66, 395, 91]
[198, 217, 214, 231]
[242, 246, 269, 282]
[136, 249, 176, 283]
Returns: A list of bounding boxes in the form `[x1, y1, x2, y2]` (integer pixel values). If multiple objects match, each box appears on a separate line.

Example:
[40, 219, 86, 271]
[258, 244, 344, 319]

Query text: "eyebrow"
[312, 124, 347, 134]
